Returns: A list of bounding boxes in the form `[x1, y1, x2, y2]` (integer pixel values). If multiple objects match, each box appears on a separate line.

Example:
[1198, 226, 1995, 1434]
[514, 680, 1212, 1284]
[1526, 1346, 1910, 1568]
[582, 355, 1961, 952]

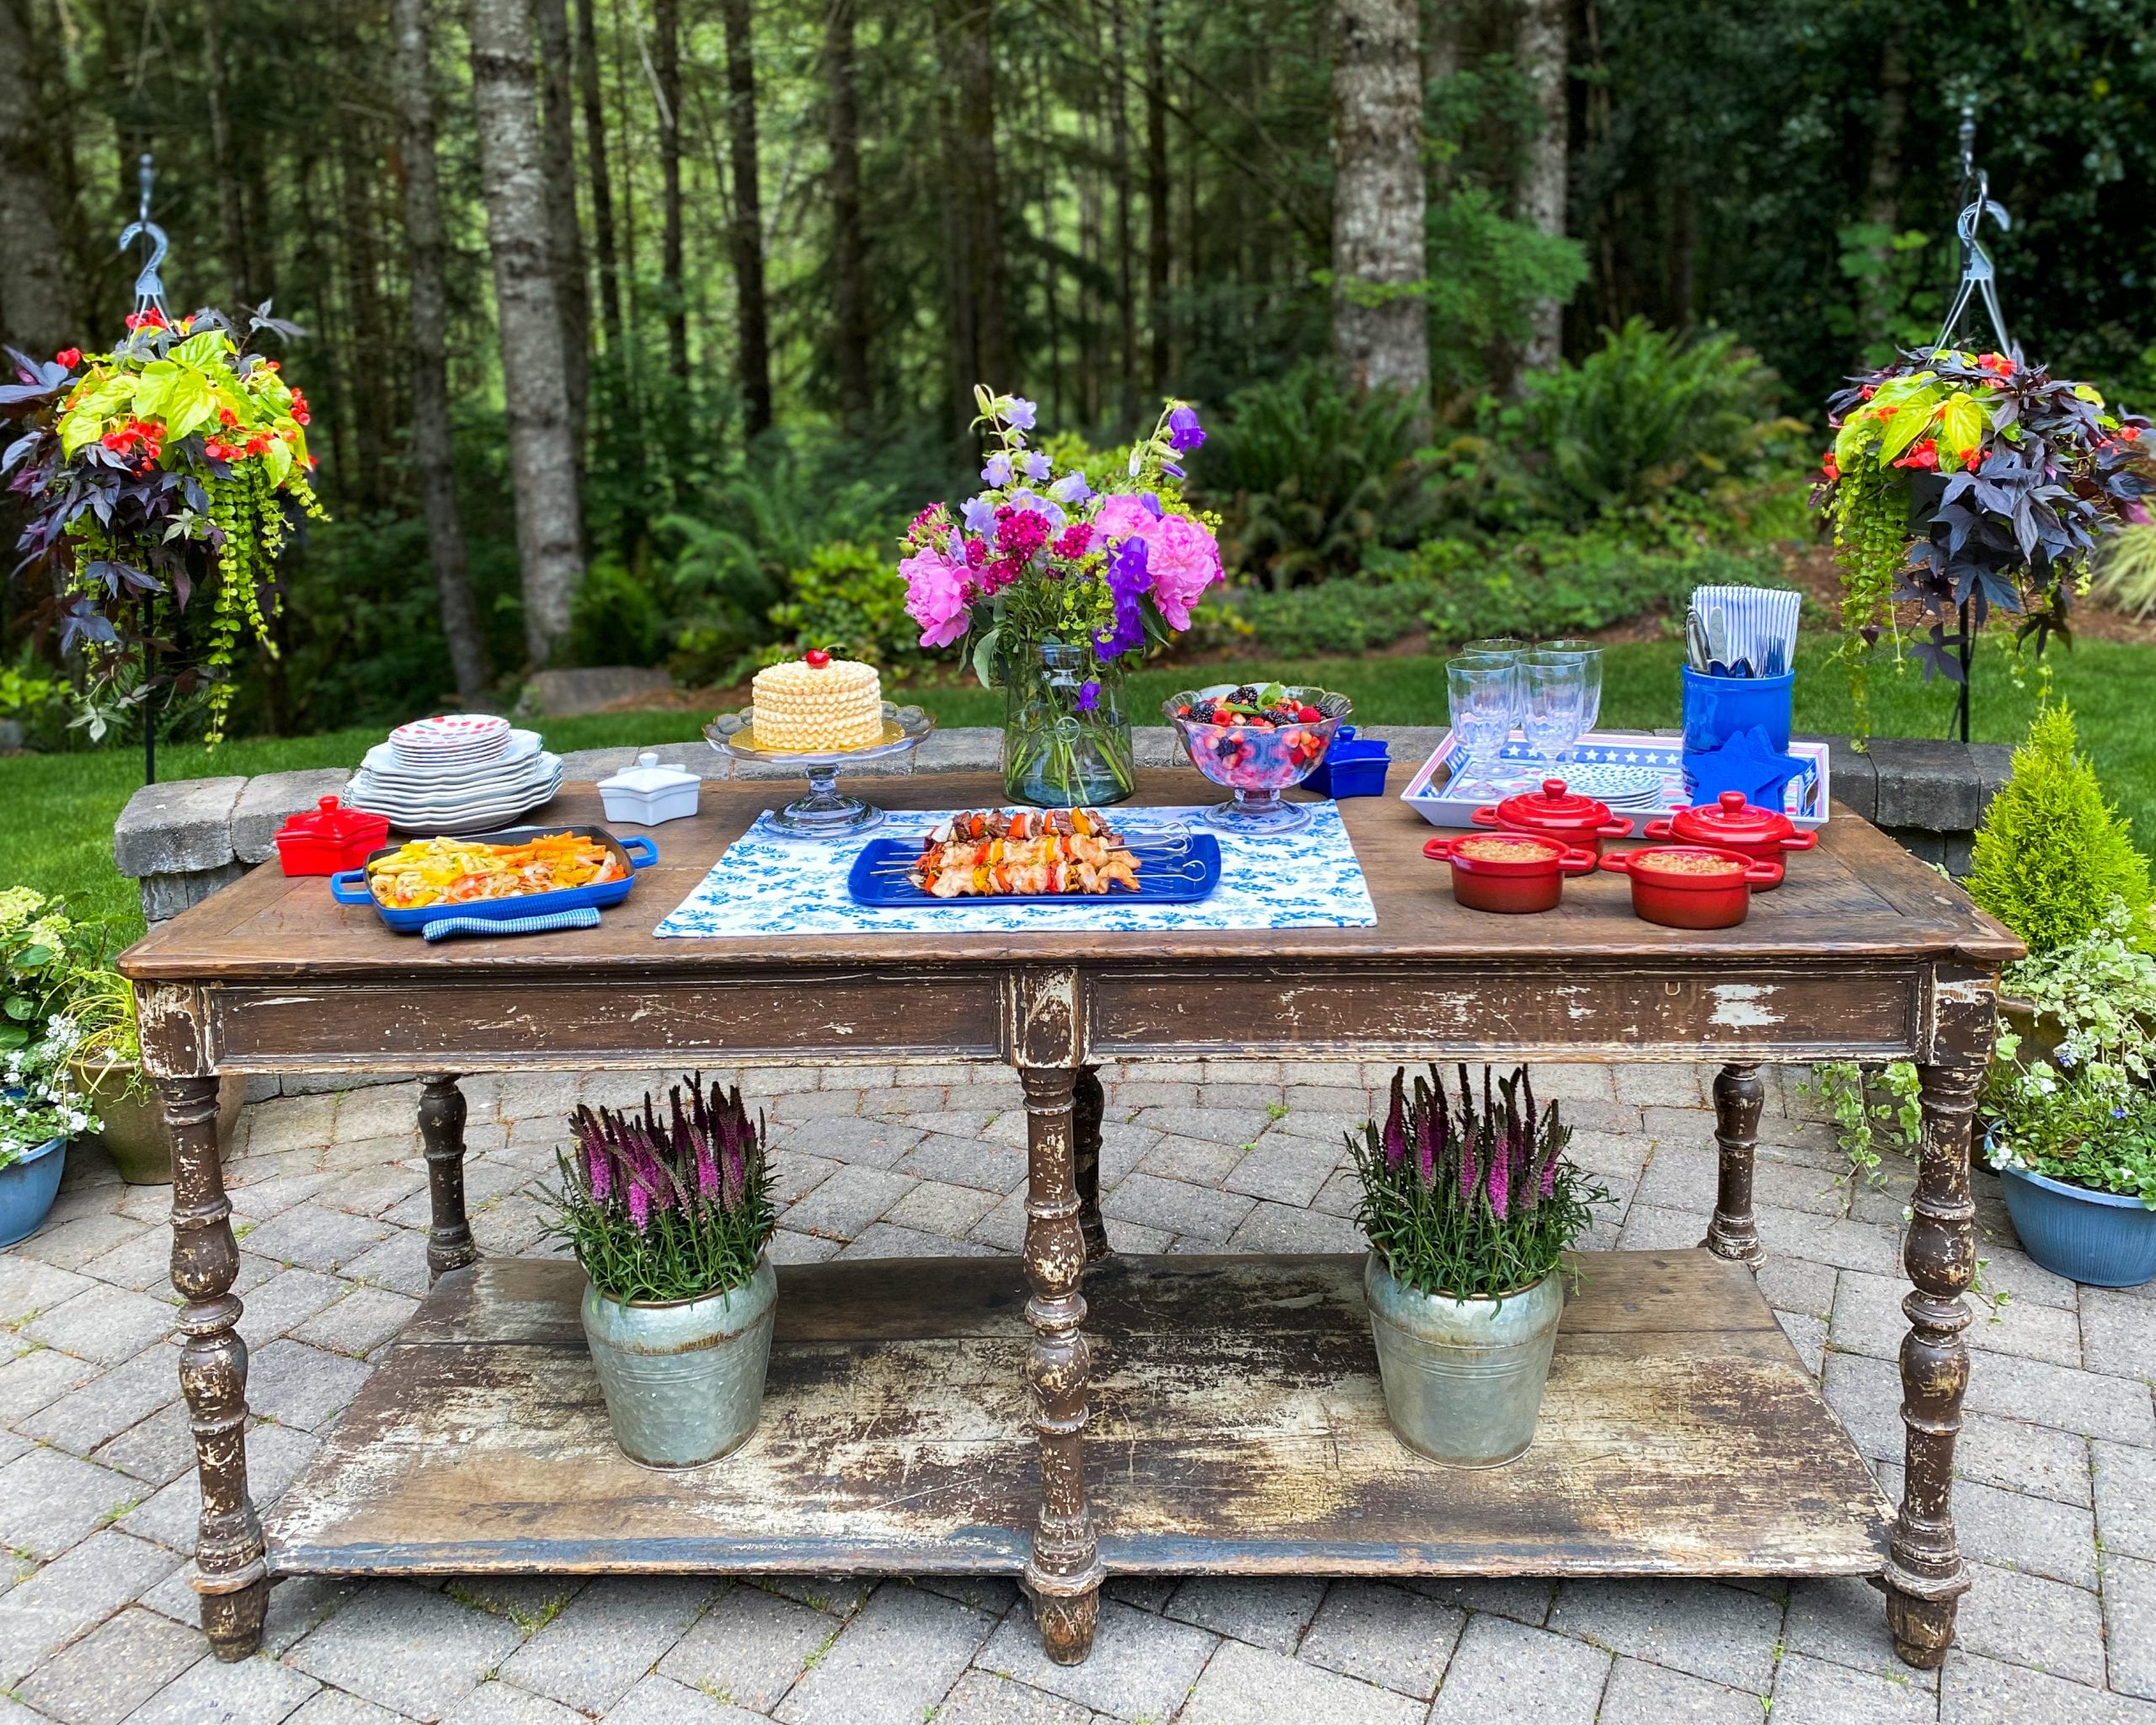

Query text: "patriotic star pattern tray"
[1401, 729, 1830, 830]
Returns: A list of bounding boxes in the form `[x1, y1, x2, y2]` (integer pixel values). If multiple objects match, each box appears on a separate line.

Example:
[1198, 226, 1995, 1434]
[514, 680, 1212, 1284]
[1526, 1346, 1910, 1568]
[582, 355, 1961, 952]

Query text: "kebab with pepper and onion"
[908, 808, 1142, 897]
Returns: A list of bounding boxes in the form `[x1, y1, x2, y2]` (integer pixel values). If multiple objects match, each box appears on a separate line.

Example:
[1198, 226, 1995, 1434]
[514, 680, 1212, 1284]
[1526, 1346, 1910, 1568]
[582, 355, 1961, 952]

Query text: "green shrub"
[1235, 579, 1442, 657]
[1198, 365, 1440, 589]
[762, 542, 926, 677]
[566, 555, 668, 668]
[1497, 318, 1810, 530]
[1968, 705, 2154, 954]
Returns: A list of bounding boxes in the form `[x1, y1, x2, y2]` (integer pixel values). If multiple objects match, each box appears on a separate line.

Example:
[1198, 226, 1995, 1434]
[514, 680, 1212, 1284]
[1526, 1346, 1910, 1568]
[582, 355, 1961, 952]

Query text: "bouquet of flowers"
[1814, 347, 2153, 709]
[1, 306, 325, 740]
[1351, 1064, 1607, 1300]
[547, 1076, 775, 1303]
[897, 387, 1225, 804]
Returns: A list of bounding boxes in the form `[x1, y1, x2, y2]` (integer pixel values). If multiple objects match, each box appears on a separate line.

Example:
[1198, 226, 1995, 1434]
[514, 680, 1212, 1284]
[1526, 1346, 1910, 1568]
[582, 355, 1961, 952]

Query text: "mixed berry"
[1172, 684, 1326, 729]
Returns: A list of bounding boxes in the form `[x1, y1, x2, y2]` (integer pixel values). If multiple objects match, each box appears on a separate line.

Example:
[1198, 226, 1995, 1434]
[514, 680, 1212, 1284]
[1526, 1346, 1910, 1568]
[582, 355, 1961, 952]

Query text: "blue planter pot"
[0, 1135, 67, 1248]
[1999, 1164, 2156, 1288]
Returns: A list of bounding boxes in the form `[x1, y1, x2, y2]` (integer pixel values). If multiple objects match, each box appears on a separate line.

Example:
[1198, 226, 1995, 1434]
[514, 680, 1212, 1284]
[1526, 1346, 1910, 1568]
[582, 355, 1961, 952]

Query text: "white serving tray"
[1401, 729, 1830, 831]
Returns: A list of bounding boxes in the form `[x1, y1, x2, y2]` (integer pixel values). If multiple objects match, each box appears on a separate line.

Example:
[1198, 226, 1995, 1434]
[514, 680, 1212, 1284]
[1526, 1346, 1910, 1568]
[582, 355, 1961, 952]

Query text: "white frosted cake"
[750, 654, 883, 750]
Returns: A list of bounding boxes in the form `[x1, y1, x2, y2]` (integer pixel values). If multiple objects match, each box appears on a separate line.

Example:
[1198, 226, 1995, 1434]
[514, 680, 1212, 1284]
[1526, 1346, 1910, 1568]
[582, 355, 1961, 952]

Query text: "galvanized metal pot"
[580, 1258, 777, 1468]
[1364, 1252, 1565, 1467]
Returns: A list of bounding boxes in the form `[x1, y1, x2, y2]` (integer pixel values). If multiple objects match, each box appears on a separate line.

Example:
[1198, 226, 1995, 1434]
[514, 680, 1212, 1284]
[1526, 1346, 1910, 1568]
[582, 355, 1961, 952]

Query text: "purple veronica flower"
[962, 495, 998, 535]
[627, 1181, 650, 1232]
[1414, 1106, 1435, 1189]
[1458, 1130, 1478, 1206]
[1381, 1072, 1406, 1172]
[1076, 679, 1101, 713]
[982, 453, 1013, 487]
[586, 1140, 611, 1203]
[1021, 450, 1052, 483]
[1049, 471, 1094, 505]
[1168, 405, 1206, 451]
[1540, 1154, 1558, 1199]
[1095, 536, 1149, 660]
[1486, 1147, 1511, 1220]
[1006, 396, 1038, 430]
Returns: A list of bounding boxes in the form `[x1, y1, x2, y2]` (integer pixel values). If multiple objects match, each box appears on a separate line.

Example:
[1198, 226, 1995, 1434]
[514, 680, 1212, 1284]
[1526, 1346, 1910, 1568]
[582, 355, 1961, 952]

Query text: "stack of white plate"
[344, 718, 564, 833]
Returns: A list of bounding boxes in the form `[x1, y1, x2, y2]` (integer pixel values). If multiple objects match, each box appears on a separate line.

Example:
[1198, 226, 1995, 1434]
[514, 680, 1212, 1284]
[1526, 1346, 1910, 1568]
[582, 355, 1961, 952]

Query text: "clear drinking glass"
[1463, 637, 1528, 664]
[1447, 660, 1519, 794]
[1522, 656, 1585, 770]
[1534, 640, 1604, 755]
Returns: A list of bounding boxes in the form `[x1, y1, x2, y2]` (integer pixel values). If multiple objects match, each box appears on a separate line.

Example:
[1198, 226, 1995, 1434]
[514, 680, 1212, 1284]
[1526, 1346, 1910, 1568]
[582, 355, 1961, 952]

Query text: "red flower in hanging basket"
[53, 348, 80, 368]
[1892, 439, 1940, 471]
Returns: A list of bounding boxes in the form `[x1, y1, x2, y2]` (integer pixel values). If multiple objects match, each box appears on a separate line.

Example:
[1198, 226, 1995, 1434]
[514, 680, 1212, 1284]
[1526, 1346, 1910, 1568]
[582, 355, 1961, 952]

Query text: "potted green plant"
[1, 307, 324, 742]
[0, 889, 99, 1244]
[66, 962, 243, 1184]
[547, 1076, 778, 1467]
[1960, 704, 2156, 1285]
[1813, 348, 2153, 734]
[1350, 1064, 1608, 1466]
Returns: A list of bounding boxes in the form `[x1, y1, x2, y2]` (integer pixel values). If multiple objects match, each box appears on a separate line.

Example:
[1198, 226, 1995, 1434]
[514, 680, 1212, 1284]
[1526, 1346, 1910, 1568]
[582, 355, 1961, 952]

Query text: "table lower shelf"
[264, 1248, 1892, 1580]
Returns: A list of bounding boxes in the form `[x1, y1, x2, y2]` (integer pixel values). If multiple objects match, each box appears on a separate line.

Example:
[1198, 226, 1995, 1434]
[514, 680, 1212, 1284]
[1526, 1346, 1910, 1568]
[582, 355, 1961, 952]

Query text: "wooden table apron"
[118, 773, 2019, 1671]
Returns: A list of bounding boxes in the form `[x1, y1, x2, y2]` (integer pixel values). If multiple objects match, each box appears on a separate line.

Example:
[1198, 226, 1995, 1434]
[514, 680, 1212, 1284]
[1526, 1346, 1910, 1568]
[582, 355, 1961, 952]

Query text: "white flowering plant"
[1983, 899, 2156, 1207]
[1, 1013, 97, 1169]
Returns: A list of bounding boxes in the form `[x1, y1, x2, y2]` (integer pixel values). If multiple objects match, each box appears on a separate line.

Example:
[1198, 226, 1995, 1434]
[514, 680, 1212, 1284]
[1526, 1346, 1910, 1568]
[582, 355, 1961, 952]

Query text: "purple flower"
[1540, 1153, 1557, 1199]
[627, 1181, 650, 1232]
[1140, 491, 1164, 518]
[1076, 679, 1101, 713]
[1458, 1130, 1478, 1206]
[1021, 450, 1052, 483]
[1414, 1104, 1436, 1190]
[1381, 1071, 1406, 1172]
[1161, 461, 1185, 480]
[962, 495, 998, 535]
[1095, 536, 1149, 660]
[1006, 488, 1066, 529]
[1049, 471, 1094, 505]
[1168, 405, 1206, 451]
[982, 453, 1013, 487]
[1006, 396, 1038, 430]
[1486, 1147, 1511, 1220]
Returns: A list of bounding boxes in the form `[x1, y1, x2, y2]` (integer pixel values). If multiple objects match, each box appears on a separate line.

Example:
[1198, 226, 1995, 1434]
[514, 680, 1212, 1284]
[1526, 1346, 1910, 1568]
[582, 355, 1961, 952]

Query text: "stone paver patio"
[3, 1059, 2153, 1724]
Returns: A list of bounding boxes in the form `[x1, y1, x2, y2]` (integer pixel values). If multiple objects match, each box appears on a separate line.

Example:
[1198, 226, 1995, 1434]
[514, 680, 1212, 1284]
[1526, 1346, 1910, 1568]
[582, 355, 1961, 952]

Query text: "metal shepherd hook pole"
[118, 152, 172, 785]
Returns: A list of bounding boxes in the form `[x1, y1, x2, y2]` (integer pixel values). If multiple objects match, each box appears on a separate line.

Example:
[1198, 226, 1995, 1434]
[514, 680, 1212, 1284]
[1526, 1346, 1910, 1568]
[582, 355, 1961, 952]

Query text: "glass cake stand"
[705, 702, 936, 838]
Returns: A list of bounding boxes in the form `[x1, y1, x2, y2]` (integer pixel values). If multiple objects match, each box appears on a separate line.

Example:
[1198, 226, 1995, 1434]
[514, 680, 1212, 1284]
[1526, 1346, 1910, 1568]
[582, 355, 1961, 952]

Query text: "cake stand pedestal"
[705, 704, 937, 839]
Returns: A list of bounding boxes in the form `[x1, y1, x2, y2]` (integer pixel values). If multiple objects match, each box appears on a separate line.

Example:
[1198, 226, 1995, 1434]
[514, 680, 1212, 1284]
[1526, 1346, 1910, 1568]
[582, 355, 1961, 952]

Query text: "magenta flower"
[1486, 1148, 1511, 1220]
[627, 1181, 650, 1232]
[1145, 515, 1224, 630]
[900, 542, 971, 648]
[1381, 1072, 1406, 1172]
[1092, 493, 1156, 543]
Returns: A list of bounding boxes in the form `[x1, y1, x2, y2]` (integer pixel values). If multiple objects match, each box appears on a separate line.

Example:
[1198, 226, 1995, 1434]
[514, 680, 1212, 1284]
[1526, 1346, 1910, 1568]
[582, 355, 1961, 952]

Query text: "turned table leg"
[166, 1074, 270, 1661]
[1701, 1062, 1766, 1267]
[419, 1074, 479, 1282]
[1884, 1055, 1982, 1666]
[1020, 1065, 1107, 1663]
[1072, 1064, 1111, 1263]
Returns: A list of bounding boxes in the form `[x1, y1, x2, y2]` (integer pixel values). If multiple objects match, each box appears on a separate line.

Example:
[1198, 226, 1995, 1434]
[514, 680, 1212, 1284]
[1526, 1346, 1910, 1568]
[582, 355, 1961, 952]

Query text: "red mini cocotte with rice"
[1423, 831, 1599, 914]
[1470, 777, 1636, 858]
[1641, 790, 1817, 888]
[1598, 845, 1783, 929]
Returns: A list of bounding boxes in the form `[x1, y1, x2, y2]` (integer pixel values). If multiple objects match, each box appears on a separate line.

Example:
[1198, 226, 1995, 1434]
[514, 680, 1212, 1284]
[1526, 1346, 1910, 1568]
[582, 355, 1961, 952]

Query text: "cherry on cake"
[750, 652, 884, 750]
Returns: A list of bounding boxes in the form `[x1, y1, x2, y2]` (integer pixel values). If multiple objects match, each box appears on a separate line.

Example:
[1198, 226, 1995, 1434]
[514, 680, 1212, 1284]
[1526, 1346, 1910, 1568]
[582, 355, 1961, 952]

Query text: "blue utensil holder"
[1305, 728, 1391, 799]
[1682, 666, 1793, 753]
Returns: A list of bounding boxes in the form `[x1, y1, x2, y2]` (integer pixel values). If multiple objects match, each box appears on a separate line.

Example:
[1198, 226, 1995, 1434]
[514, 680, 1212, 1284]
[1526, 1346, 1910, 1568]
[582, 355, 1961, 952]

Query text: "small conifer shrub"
[1967, 704, 2153, 955]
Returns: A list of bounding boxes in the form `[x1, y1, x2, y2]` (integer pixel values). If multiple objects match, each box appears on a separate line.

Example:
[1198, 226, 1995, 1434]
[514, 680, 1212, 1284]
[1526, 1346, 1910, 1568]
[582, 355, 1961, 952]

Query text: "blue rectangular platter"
[848, 831, 1222, 908]
[329, 824, 657, 934]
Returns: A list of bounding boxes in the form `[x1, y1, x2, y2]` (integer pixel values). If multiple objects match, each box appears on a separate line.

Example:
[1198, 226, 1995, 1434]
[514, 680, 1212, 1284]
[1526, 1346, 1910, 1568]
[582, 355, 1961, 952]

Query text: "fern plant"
[1967, 704, 2154, 955]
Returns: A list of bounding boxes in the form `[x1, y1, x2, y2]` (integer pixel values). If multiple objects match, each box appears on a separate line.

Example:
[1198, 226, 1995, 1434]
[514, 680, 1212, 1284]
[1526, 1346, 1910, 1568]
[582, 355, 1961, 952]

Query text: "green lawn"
[4, 631, 2148, 942]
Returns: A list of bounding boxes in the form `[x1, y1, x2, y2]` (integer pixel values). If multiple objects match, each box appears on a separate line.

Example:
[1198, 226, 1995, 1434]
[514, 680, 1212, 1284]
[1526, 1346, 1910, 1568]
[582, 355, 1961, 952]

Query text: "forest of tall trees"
[2, 0, 2153, 731]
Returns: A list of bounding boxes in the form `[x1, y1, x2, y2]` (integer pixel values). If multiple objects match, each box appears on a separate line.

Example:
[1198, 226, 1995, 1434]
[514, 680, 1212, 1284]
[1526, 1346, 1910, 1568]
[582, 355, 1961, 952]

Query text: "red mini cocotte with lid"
[273, 797, 391, 876]
[1424, 831, 1598, 914]
[1598, 845, 1782, 929]
[1641, 790, 1816, 888]
[1470, 777, 1635, 858]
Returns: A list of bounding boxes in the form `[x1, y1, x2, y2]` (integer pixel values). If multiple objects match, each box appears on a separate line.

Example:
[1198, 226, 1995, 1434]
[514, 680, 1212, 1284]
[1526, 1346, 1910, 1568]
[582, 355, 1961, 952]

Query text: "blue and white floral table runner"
[653, 804, 1377, 937]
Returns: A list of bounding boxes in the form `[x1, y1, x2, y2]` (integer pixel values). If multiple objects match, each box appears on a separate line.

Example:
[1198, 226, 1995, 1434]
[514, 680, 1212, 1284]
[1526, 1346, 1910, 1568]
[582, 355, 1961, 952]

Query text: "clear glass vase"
[1002, 641, 1136, 808]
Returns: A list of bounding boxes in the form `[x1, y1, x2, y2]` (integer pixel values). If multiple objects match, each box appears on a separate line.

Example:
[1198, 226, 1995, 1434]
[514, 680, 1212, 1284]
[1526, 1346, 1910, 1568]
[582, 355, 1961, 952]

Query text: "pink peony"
[1143, 514, 1223, 630]
[900, 546, 971, 648]
[1091, 493, 1157, 544]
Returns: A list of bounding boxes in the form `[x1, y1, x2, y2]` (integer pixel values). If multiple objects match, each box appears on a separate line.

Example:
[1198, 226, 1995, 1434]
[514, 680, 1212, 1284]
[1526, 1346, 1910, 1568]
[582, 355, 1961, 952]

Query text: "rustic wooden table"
[120, 772, 2020, 1673]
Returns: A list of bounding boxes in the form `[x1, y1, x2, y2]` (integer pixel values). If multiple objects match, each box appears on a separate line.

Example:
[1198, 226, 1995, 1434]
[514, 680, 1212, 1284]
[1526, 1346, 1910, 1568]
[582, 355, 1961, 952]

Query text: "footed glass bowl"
[1163, 686, 1352, 835]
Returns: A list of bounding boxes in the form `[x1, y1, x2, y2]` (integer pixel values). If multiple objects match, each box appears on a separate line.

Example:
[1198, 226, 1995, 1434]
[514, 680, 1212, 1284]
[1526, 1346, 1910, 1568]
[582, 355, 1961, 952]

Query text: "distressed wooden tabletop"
[121, 771, 2020, 980]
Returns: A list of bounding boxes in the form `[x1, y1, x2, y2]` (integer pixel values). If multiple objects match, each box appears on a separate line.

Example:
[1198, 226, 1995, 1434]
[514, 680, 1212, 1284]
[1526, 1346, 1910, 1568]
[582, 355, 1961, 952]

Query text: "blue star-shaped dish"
[1681, 724, 1806, 811]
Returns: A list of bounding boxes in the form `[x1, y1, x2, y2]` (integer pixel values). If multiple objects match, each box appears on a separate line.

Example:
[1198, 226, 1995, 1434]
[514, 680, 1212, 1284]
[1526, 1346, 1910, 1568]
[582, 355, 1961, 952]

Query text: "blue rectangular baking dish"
[848, 831, 1220, 907]
[329, 825, 657, 933]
